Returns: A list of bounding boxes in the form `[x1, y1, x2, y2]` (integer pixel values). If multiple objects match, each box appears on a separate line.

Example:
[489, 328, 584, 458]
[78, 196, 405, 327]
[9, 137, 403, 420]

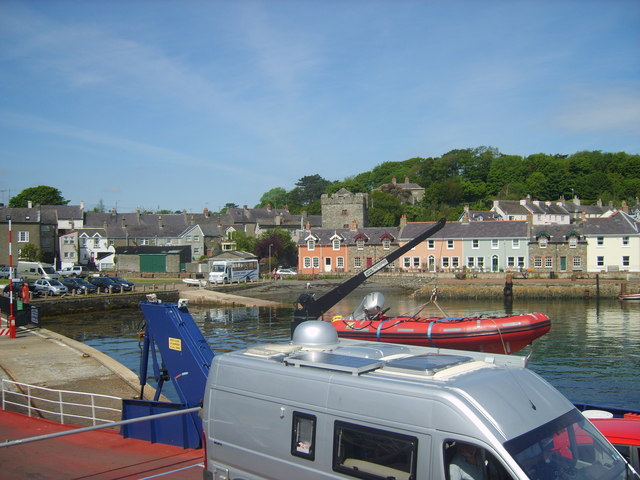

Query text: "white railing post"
[26, 384, 31, 417]
[59, 390, 64, 424]
[91, 395, 96, 426]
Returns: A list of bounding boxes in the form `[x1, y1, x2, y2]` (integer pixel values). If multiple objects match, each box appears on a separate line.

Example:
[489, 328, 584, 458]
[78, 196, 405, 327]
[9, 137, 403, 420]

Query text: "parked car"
[57, 265, 90, 278]
[34, 279, 69, 296]
[274, 268, 297, 278]
[87, 276, 122, 293]
[111, 276, 135, 291]
[61, 277, 98, 294]
[2, 280, 38, 298]
[0, 267, 16, 279]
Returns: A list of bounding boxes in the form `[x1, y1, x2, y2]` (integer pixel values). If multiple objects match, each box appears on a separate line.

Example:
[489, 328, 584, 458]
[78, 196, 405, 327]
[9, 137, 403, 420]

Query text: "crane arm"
[293, 218, 446, 328]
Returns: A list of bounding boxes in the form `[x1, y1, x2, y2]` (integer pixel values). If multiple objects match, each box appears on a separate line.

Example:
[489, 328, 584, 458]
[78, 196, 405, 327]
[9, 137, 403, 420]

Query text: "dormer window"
[539, 237, 548, 248]
[307, 239, 315, 251]
[569, 236, 577, 248]
[382, 238, 390, 250]
[332, 238, 340, 250]
[356, 239, 364, 250]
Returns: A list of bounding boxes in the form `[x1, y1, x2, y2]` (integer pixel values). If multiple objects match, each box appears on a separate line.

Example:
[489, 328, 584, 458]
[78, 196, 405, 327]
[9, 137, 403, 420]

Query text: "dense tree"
[368, 191, 403, 227]
[253, 148, 639, 225]
[255, 229, 298, 268]
[9, 186, 68, 207]
[18, 243, 41, 261]
[234, 231, 257, 254]
[288, 174, 331, 207]
[255, 187, 289, 209]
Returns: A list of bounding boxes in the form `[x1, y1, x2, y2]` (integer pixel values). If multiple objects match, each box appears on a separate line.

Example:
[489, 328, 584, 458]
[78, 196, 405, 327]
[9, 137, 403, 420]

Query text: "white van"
[17, 261, 60, 281]
[202, 321, 637, 480]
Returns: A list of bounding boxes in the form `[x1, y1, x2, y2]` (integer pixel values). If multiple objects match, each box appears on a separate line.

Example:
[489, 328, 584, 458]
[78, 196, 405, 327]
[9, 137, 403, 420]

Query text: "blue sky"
[1, 1, 639, 213]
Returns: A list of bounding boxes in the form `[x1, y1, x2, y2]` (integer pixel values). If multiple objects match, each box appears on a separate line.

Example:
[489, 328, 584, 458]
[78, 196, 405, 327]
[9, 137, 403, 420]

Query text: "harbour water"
[45, 293, 640, 410]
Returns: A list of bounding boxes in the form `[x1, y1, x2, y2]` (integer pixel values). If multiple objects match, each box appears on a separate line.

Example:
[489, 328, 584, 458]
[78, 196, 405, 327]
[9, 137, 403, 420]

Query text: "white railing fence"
[1, 378, 122, 426]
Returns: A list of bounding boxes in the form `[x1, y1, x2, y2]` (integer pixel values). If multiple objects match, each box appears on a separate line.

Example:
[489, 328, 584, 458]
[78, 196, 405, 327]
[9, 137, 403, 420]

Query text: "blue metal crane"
[121, 298, 214, 448]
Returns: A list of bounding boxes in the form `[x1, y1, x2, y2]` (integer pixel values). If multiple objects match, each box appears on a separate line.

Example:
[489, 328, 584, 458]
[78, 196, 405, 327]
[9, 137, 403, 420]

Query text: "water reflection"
[44, 294, 639, 410]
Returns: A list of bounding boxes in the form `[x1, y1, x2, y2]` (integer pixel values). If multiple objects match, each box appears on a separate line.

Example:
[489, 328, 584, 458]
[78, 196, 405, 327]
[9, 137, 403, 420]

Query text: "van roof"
[211, 329, 573, 444]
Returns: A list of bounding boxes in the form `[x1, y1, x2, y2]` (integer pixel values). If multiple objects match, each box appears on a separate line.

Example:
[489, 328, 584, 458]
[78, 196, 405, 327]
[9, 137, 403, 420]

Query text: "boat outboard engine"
[346, 292, 385, 320]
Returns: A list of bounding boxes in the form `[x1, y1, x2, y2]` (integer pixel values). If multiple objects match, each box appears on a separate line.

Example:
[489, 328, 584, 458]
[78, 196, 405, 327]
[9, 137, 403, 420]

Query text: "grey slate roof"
[85, 212, 202, 238]
[0, 207, 57, 224]
[41, 205, 84, 221]
[493, 201, 531, 216]
[531, 224, 584, 241]
[400, 221, 529, 241]
[582, 211, 639, 235]
[299, 227, 399, 246]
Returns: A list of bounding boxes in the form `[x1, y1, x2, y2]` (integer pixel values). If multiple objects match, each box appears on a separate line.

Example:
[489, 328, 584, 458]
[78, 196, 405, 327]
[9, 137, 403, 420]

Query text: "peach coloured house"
[297, 227, 399, 274]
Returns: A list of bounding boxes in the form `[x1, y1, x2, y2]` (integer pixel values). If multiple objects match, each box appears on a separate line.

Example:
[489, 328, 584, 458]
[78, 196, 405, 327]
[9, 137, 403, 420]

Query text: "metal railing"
[1, 378, 122, 426]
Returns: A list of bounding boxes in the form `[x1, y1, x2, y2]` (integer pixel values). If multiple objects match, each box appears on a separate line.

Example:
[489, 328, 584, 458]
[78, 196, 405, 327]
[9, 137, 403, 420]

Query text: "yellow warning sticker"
[168, 337, 182, 351]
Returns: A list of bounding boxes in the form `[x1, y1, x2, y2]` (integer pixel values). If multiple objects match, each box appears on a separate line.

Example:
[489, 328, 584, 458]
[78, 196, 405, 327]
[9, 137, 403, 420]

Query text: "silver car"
[34, 279, 68, 296]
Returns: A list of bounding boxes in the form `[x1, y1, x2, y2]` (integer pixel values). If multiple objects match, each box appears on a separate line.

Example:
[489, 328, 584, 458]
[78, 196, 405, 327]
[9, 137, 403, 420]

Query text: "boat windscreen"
[504, 409, 638, 480]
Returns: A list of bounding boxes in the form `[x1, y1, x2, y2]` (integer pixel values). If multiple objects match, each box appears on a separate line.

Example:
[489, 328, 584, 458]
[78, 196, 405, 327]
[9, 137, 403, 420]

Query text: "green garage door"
[140, 254, 167, 273]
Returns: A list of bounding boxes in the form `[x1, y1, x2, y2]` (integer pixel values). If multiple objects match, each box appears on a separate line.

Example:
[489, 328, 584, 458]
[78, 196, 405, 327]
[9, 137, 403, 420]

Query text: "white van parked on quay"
[17, 261, 60, 281]
[202, 321, 638, 480]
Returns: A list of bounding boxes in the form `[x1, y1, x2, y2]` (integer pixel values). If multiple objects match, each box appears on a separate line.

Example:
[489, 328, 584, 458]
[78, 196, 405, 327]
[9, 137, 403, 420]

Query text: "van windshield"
[42, 267, 56, 274]
[504, 409, 638, 480]
[211, 265, 225, 272]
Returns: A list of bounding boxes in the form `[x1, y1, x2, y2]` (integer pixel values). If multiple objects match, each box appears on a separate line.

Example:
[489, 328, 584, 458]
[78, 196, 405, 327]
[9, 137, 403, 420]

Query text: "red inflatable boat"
[331, 312, 551, 354]
[330, 292, 550, 354]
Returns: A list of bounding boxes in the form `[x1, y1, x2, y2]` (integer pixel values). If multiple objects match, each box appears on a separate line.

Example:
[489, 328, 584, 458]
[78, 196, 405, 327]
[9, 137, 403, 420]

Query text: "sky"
[1, 0, 639, 213]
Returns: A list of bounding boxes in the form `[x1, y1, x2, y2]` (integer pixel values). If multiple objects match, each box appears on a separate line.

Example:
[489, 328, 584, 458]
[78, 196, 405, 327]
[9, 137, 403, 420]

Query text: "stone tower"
[321, 188, 369, 229]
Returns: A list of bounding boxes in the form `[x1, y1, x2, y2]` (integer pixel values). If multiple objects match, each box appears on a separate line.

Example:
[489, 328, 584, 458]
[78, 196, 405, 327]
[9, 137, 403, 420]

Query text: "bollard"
[503, 273, 513, 299]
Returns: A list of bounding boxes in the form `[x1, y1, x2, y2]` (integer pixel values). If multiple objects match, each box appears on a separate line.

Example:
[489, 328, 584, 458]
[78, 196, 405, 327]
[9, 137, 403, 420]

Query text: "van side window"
[444, 440, 514, 480]
[333, 421, 417, 480]
[291, 412, 316, 460]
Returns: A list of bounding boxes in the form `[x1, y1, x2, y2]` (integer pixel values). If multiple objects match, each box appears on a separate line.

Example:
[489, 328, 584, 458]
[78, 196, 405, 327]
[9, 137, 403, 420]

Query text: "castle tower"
[321, 188, 369, 229]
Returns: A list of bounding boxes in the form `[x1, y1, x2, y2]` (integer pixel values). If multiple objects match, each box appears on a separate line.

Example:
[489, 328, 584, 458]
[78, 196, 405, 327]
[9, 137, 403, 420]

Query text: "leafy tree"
[234, 231, 257, 254]
[9, 186, 68, 207]
[18, 243, 41, 261]
[218, 203, 239, 214]
[288, 174, 331, 206]
[369, 191, 403, 227]
[256, 188, 289, 209]
[255, 229, 298, 267]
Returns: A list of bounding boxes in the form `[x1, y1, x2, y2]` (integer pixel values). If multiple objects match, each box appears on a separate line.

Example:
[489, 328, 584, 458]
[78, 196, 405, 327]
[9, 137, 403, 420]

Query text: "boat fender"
[376, 320, 388, 342]
[427, 320, 436, 347]
[332, 315, 343, 322]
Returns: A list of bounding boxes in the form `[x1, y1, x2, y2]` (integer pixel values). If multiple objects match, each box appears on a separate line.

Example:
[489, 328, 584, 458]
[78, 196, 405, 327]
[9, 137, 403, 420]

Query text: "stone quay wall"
[366, 272, 640, 300]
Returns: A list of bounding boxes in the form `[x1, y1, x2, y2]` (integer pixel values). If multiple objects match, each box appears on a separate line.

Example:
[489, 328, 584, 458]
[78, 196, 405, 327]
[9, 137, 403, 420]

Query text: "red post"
[7, 216, 15, 338]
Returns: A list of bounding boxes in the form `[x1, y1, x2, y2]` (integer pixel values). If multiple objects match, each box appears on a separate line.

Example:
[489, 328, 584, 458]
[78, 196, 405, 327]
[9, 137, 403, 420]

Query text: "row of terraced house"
[297, 212, 640, 275]
[1, 191, 639, 275]
[297, 194, 640, 276]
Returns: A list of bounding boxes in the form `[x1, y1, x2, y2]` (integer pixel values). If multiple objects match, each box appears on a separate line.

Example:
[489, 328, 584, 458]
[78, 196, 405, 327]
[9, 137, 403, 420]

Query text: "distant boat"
[182, 278, 207, 287]
[331, 292, 551, 354]
[618, 293, 640, 301]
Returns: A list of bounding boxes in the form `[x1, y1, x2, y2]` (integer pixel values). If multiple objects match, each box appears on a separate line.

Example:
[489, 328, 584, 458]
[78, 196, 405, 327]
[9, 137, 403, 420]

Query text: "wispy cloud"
[552, 88, 640, 135]
[0, 112, 262, 177]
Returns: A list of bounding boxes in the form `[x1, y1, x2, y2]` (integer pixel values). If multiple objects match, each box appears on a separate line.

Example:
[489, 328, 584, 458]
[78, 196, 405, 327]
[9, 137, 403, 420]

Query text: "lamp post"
[268, 243, 273, 279]
[7, 215, 15, 339]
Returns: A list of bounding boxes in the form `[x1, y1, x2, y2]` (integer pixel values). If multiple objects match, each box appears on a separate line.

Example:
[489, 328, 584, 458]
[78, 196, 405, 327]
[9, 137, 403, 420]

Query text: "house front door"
[324, 257, 332, 272]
